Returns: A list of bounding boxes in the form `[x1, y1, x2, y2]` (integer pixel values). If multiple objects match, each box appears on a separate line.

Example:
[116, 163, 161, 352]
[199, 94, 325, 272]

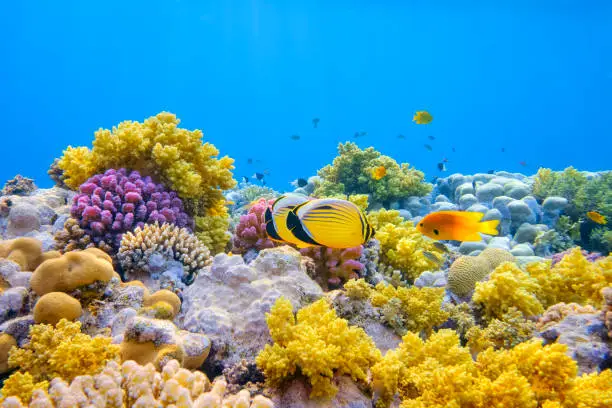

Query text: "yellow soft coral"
[0, 372, 48, 405]
[195, 204, 231, 254]
[367, 209, 438, 281]
[256, 297, 381, 398]
[466, 307, 536, 354]
[565, 370, 612, 408]
[473, 261, 544, 319]
[527, 248, 612, 307]
[8, 319, 120, 383]
[371, 282, 448, 336]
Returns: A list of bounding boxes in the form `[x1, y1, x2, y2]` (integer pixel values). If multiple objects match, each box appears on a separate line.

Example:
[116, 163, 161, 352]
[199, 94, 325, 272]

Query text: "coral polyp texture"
[66, 168, 192, 253]
[299, 245, 364, 289]
[118, 222, 211, 285]
[231, 198, 275, 254]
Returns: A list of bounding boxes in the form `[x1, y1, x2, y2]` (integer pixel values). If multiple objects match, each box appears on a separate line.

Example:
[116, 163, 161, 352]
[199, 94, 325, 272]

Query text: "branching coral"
[370, 282, 448, 336]
[372, 329, 608, 408]
[300, 246, 364, 289]
[367, 209, 439, 282]
[118, 222, 211, 285]
[232, 198, 276, 254]
[7, 319, 120, 383]
[194, 202, 232, 255]
[67, 168, 192, 253]
[313, 142, 431, 203]
[255, 297, 381, 398]
[526, 247, 612, 307]
[472, 262, 544, 319]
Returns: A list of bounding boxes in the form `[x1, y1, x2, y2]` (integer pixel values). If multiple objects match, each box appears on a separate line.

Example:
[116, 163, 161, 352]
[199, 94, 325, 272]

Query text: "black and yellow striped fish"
[264, 194, 312, 247]
[285, 198, 375, 248]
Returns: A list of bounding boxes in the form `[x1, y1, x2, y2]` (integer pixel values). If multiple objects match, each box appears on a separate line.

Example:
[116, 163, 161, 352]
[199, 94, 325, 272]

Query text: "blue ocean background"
[1, 0, 611, 191]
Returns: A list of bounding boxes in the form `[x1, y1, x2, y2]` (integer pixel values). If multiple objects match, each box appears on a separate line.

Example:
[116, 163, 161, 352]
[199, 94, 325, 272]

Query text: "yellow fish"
[587, 211, 607, 225]
[416, 211, 499, 242]
[286, 198, 375, 248]
[264, 194, 312, 248]
[413, 111, 433, 125]
[371, 165, 387, 180]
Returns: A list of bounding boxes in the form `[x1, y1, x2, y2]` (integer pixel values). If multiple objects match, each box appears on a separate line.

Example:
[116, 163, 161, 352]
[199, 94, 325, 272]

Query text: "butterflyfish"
[286, 198, 375, 249]
[413, 111, 433, 124]
[264, 194, 312, 247]
[416, 211, 500, 242]
[371, 165, 387, 180]
[587, 211, 607, 225]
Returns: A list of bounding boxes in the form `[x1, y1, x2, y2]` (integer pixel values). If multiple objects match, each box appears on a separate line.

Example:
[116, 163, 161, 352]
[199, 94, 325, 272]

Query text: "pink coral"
[300, 246, 364, 289]
[232, 198, 276, 254]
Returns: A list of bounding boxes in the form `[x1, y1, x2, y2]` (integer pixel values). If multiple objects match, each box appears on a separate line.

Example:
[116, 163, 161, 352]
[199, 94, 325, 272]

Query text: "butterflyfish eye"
[433, 229, 439, 235]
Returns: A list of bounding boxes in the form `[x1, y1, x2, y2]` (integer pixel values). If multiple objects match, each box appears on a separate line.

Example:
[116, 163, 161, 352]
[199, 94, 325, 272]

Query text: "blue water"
[1, 1, 611, 192]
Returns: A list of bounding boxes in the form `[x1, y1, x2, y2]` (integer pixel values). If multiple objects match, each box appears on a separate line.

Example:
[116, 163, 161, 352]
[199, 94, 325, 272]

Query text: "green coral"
[313, 142, 431, 203]
[472, 262, 544, 320]
[7, 319, 120, 383]
[255, 297, 381, 398]
[367, 209, 439, 282]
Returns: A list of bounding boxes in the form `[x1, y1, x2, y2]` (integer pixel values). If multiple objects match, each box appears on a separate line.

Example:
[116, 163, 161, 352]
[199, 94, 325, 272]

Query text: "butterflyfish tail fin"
[478, 219, 500, 236]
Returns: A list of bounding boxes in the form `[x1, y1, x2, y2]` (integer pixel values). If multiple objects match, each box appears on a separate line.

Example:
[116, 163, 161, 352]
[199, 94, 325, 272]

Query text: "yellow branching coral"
[473, 261, 544, 319]
[255, 297, 381, 398]
[527, 247, 612, 307]
[195, 204, 231, 254]
[367, 209, 439, 281]
[466, 307, 536, 354]
[344, 278, 373, 300]
[373, 329, 606, 408]
[0, 372, 48, 405]
[371, 282, 448, 336]
[8, 319, 120, 383]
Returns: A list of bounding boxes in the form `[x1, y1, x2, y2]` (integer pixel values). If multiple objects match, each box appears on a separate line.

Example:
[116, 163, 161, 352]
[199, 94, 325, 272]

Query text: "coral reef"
[313, 142, 431, 203]
[466, 307, 536, 353]
[1, 176, 36, 197]
[67, 168, 192, 253]
[231, 198, 275, 255]
[32, 292, 82, 325]
[256, 297, 381, 398]
[299, 246, 364, 289]
[118, 222, 211, 287]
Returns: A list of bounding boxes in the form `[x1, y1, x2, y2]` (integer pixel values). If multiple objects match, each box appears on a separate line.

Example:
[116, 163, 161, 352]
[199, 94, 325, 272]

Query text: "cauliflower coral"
[255, 297, 381, 398]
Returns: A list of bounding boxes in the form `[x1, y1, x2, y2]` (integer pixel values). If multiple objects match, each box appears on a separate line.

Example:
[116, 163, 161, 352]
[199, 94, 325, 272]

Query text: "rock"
[179, 247, 324, 371]
[476, 183, 504, 203]
[414, 271, 447, 288]
[0, 287, 29, 324]
[510, 243, 535, 257]
[7, 203, 41, 236]
[487, 237, 511, 250]
[522, 196, 541, 223]
[435, 195, 450, 203]
[398, 209, 412, 220]
[403, 197, 429, 216]
[269, 375, 371, 408]
[430, 202, 458, 212]
[514, 223, 539, 244]
[466, 204, 489, 214]
[514, 256, 546, 266]
[483, 208, 503, 221]
[458, 194, 478, 210]
[459, 242, 487, 255]
[0, 315, 35, 346]
[389, 201, 401, 210]
[455, 182, 475, 198]
[504, 181, 531, 199]
[542, 196, 568, 213]
[507, 200, 535, 226]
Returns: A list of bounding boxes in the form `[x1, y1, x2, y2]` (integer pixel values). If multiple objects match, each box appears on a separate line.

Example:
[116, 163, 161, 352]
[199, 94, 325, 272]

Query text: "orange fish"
[587, 211, 607, 225]
[371, 165, 387, 180]
[416, 211, 500, 242]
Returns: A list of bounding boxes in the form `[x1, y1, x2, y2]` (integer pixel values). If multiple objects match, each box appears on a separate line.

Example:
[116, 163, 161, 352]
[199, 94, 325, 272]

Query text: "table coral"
[367, 209, 439, 282]
[6, 319, 119, 383]
[118, 222, 211, 285]
[56, 112, 236, 254]
[473, 261, 544, 319]
[67, 168, 192, 253]
[231, 198, 275, 255]
[256, 297, 381, 398]
[313, 142, 431, 203]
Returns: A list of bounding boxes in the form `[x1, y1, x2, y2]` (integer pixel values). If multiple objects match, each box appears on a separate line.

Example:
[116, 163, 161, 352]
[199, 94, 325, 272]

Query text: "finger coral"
[299, 245, 364, 289]
[66, 168, 193, 254]
[1, 359, 273, 407]
[231, 198, 276, 255]
[472, 261, 544, 319]
[7, 319, 120, 383]
[367, 209, 439, 282]
[255, 297, 381, 398]
[313, 142, 431, 203]
[118, 223, 211, 285]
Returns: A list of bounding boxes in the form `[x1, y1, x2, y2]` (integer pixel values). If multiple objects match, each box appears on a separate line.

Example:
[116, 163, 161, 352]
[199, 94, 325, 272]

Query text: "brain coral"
[314, 142, 431, 203]
[447, 248, 515, 296]
[118, 222, 211, 285]
[67, 168, 192, 253]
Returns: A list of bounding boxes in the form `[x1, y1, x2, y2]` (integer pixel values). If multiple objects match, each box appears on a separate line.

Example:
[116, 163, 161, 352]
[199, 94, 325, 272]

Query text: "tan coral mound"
[33, 292, 82, 325]
[0, 238, 59, 271]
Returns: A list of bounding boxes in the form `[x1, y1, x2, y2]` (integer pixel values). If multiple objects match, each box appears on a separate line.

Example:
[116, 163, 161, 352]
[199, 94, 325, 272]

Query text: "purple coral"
[551, 248, 603, 266]
[300, 246, 364, 289]
[232, 198, 276, 254]
[70, 168, 192, 252]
